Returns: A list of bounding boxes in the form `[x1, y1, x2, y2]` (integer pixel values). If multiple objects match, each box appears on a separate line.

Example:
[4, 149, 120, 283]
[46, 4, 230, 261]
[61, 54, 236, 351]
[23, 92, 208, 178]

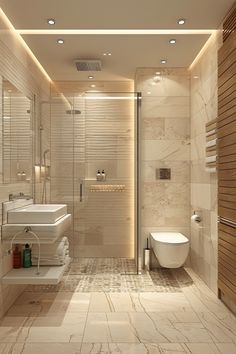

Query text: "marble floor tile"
[137, 293, 192, 312]
[108, 293, 139, 312]
[80, 343, 148, 354]
[197, 312, 236, 342]
[0, 342, 82, 354]
[89, 293, 113, 312]
[215, 343, 236, 354]
[144, 343, 188, 353]
[83, 313, 112, 343]
[128, 312, 169, 343]
[107, 313, 139, 343]
[185, 343, 220, 354]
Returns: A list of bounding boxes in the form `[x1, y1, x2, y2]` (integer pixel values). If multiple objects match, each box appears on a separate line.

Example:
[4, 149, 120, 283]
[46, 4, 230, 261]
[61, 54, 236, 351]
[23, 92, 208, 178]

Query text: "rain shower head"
[66, 109, 81, 115]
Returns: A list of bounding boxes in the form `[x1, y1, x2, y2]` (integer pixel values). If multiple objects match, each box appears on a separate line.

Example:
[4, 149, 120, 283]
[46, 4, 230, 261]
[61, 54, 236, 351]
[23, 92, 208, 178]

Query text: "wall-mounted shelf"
[2, 257, 70, 285]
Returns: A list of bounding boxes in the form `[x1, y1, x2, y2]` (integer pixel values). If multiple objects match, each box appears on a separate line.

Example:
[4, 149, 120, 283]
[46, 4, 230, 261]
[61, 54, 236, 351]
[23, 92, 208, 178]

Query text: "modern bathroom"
[0, 1, 236, 353]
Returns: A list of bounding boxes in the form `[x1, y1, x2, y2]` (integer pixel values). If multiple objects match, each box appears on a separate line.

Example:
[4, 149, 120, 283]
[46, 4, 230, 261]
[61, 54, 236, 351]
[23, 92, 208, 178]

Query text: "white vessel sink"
[2, 214, 71, 243]
[8, 204, 67, 224]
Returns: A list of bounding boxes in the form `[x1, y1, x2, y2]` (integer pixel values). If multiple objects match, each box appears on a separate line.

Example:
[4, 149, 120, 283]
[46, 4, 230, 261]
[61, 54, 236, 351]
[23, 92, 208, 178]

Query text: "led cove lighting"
[0, 8, 51, 82]
[57, 38, 64, 44]
[47, 18, 55, 25]
[169, 39, 176, 44]
[17, 29, 213, 35]
[178, 19, 186, 25]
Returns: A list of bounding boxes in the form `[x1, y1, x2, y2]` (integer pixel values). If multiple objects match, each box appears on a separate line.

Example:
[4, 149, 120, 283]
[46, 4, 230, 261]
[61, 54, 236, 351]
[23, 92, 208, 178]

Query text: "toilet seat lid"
[151, 232, 189, 245]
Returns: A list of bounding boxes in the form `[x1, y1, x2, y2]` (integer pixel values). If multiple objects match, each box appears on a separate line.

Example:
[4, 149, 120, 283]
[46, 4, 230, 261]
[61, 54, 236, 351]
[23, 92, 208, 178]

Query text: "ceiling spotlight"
[169, 39, 176, 44]
[178, 18, 186, 25]
[103, 53, 107, 56]
[103, 52, 112, 56]
[155, 71, 161, 75]
[193, 76, 199, 79]
[47, 18, 55, 25]
[147, 91, 151, 95]
[108, 53, 112, 56]
[161, 59, 167, 64]
[91, 84, 96, 88]
[88, 75, 94, 79]
[57, 39, 64, 44]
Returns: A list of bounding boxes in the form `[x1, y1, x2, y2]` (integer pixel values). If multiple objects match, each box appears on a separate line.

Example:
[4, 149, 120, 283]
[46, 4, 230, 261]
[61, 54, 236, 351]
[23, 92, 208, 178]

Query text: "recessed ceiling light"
[88, 75, 94, 79]
[91, 84, 96, 88]
[103, 52, 112, 56]
[155, 71, 161, 75]
[57, 39, 64, 44]
[147, 91, 151, 95]
[108, 53, 112, 56]
[47, 18, 55, 25]
[178, 19, 186, 25]
[161, 59, 167, 64]
[103, 53, 107, 56]
[193, 75, 199, 79]
[169, 39, 176, 44]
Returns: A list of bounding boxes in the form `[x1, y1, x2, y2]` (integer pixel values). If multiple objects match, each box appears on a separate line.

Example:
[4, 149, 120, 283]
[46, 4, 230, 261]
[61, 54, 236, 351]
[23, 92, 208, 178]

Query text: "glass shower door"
[74, 92, 137, 260]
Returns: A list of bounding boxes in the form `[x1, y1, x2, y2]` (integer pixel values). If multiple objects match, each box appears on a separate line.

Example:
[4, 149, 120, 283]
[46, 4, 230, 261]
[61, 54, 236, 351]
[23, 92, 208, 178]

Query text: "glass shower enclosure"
[50, 89, 140, 270]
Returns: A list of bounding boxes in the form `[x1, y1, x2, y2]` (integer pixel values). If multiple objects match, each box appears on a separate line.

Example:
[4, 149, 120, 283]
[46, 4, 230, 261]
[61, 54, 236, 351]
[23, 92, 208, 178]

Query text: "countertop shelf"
[2, 257, 70, 285]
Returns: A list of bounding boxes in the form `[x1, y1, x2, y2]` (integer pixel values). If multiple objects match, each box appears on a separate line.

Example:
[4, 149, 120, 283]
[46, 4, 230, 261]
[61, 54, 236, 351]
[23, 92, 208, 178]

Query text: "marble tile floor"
[25, 258, 189, 293]
[0, 263, 236, 354]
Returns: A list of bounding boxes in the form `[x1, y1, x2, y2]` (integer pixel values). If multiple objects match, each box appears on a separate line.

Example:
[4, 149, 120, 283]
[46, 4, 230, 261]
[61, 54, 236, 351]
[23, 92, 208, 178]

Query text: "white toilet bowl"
[150, 232, 189, 268]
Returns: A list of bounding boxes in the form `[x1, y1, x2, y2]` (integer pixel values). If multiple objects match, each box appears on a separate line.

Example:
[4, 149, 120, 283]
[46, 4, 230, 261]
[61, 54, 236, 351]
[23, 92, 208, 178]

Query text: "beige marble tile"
[215, 343, 236, 354]
[0, 343, 82, 354]
[128, 312, 169, 343]
[80, 343, 148, 354]
[89, 293, 113, 312]
[185, 343, 220, 354]
[143, 140, 190, 162]
[107, 312, 139, 342]
[83, 313, 111, 343]
[197, 312, 236, 342]
[144, 343, 188, 353]
[137, 293, 192, 313]
[108, 293, 139, 312]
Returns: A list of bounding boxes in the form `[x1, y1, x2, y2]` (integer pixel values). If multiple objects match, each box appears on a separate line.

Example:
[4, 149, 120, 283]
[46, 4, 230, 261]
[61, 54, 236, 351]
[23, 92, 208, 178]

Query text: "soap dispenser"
[96, 170, 102, 181]
[23, 243, 32, 268]
[102, 170, 106, 181]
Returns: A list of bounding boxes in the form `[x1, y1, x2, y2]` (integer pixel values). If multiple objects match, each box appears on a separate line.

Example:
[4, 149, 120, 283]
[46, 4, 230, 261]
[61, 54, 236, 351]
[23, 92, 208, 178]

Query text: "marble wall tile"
[142, 97, 190, 118]
[190, 32, 220, 295]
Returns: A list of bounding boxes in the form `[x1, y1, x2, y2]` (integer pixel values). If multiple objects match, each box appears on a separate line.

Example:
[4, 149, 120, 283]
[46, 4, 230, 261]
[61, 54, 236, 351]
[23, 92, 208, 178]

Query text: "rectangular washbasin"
[8, 204, 67, 224]
[2, 214, 71, 243]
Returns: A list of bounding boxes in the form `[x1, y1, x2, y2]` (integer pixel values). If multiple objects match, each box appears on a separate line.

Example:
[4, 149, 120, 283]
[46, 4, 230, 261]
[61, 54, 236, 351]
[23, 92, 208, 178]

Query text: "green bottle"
[23, 244, 32, 268]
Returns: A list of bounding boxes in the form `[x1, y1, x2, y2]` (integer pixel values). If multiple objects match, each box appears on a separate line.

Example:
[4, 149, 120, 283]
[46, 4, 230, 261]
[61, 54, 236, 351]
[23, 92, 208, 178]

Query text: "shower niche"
[2, 78, 33, 183]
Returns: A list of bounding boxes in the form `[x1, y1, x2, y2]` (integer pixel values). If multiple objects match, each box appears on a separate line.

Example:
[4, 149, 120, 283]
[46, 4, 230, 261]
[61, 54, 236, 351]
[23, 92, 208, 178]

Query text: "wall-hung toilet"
[150, 232, 189, 268]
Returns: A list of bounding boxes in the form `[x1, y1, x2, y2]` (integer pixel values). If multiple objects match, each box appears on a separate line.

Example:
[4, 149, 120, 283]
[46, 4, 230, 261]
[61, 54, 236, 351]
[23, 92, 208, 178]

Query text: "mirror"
[2, 79, 33, 183]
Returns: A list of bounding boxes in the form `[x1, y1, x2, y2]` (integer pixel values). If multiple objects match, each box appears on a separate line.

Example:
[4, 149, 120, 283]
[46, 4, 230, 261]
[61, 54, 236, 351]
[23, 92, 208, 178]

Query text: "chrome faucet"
[9, 192, 32, 201]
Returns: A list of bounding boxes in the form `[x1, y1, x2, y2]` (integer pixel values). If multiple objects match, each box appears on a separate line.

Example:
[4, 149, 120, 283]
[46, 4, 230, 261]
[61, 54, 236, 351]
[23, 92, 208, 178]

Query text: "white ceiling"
[0, 0, 235, 81]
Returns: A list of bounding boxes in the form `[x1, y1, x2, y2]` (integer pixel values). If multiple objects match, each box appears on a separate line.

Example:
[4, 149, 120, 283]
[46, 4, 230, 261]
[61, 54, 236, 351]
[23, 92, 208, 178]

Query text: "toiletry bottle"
[23, 244, 32, 268]
[13, 245, 22, 268]
[102, 169, 106, 181]
[96, 170, 101, 181]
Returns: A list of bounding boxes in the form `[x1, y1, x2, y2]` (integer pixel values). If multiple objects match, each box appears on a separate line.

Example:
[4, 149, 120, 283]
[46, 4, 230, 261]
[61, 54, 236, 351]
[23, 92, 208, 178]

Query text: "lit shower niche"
[2, 199, 71, 285]
[89, 184, 125, 192]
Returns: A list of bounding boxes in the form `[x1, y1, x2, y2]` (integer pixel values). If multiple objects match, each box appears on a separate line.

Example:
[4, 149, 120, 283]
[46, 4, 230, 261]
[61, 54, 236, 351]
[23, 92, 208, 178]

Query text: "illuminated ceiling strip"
[17, 29, 214, 35]
[189, 30, 218, 69]
[0, 8, 52, 82]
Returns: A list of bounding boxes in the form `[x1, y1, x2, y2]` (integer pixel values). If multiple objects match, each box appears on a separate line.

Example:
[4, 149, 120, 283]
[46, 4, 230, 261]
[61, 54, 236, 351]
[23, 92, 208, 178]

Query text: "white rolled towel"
[32, 237, 69, 257]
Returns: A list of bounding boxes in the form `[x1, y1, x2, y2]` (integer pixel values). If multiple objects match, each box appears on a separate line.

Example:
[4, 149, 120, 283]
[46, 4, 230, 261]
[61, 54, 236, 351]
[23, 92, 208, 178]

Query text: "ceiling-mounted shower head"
[66, 109, 81, 115]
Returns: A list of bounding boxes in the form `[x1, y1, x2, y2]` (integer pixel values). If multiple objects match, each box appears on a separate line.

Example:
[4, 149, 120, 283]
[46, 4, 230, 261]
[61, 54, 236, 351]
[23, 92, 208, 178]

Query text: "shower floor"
[25, 258, 192, 293]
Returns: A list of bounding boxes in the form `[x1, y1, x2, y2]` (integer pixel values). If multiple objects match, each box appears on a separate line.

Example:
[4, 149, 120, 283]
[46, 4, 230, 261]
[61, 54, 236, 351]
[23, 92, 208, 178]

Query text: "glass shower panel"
[74, 92, 136, 258]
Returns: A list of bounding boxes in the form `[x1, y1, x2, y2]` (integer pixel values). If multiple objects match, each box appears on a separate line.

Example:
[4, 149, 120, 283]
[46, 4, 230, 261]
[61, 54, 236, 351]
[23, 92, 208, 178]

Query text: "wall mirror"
[2, 78, 33, 183]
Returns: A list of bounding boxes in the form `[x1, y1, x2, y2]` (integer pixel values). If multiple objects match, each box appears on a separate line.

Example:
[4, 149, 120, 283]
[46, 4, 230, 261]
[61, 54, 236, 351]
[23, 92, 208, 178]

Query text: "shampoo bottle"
[13, 245, 22, 269]
[23, 243, 32, 268]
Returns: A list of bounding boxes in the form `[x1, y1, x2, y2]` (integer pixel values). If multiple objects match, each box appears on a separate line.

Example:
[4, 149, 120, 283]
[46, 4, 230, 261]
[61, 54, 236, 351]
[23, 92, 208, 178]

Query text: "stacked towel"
[32, 236, 69, 266]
